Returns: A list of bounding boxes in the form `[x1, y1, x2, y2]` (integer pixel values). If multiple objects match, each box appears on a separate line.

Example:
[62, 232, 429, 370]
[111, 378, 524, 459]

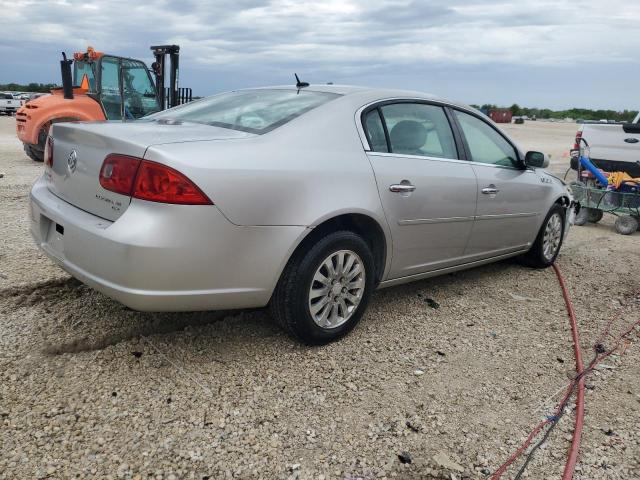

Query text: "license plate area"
[41, 214, 65, 260]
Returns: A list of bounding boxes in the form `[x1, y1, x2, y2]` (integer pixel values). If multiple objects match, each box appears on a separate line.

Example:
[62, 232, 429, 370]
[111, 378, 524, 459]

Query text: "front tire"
[270, 231, 375, 345]
[520, 204, 566, 268]
[587, 208, 603, 223]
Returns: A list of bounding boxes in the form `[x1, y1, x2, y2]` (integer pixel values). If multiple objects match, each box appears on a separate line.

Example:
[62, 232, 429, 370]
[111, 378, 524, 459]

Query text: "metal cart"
[569, 139, 640, 235]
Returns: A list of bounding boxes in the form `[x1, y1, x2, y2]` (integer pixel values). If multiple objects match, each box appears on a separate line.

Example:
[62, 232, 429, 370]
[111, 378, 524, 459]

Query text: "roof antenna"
[295, 73, 309, 89]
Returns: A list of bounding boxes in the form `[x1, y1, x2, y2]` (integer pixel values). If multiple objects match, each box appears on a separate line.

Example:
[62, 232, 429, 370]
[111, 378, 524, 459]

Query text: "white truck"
[0, 93, 21, 116]
[574, 112, 640, 177]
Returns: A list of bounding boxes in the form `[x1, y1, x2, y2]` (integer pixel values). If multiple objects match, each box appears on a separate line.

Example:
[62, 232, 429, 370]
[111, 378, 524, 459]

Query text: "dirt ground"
[0, 115, 639, 480]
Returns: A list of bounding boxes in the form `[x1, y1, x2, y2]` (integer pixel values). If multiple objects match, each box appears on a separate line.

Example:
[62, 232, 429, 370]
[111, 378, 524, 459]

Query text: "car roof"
[249, 84, 473, 111]
[260, 83, 437, 97]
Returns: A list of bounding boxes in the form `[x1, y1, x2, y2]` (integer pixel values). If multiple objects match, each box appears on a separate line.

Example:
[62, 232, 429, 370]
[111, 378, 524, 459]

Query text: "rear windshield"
[149, 89, 340, 134]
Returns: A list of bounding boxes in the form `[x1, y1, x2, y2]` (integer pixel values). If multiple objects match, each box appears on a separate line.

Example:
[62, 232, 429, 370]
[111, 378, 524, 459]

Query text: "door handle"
[482, 185, 499, 195]
[389, 183, 416, 193]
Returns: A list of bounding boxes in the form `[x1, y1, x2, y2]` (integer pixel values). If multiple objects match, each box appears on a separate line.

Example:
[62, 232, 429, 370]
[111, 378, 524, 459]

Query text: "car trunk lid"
[46, 120, 254, 221]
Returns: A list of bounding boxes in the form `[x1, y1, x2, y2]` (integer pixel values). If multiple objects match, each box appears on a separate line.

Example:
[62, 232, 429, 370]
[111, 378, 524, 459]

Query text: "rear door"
[452, 109, 547, 258]
[98, 56, 123, 120]
[363, 101, 477, 279]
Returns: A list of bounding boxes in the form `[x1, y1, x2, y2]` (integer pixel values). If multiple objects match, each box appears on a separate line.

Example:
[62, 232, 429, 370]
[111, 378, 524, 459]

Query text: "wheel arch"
[555, 194, 571, 208]
[280, 212, 391, 289]
[17, 96, 105, 146]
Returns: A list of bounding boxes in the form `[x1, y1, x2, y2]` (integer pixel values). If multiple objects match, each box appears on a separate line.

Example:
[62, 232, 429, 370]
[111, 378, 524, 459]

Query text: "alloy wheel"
[308, 249, 366, 329]
[542, 213, 562, 261]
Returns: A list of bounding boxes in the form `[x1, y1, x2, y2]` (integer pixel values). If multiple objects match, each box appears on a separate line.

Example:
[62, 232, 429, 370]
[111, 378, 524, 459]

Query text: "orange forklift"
[16, 45, 192, 161]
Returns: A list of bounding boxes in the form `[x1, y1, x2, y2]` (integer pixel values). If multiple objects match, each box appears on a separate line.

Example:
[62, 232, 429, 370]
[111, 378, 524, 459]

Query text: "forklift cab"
[73, 55, 161, 120]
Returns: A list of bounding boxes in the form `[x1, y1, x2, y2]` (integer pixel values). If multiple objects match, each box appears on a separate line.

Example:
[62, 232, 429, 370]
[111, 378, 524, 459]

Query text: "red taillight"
[98, 155, 212, 205]
[44, 136, 54, 167]
[132, 160, 212, 205]
[99, 154, 141, 196]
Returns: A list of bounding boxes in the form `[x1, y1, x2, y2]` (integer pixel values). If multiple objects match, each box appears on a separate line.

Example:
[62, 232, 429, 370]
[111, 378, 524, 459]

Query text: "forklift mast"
[150, 45, 180, 109]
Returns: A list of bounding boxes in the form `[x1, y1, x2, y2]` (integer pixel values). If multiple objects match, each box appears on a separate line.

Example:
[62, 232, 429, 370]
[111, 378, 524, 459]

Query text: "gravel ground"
[0, 115, 639, 480]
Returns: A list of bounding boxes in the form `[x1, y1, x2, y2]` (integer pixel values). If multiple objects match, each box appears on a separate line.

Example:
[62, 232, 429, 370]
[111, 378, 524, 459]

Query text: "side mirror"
[524, 151, 549, 169]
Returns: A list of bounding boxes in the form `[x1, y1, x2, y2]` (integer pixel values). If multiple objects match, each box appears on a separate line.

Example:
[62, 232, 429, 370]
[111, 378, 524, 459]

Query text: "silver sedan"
[30, 85, 574, 344]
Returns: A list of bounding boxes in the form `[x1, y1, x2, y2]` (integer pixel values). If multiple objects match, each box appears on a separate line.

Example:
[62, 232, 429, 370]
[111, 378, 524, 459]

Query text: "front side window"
[74, 61, 96, 92]
[150, 89, 340, 134]
[378, 103, 458, 159]
[454, 110, 519, 168]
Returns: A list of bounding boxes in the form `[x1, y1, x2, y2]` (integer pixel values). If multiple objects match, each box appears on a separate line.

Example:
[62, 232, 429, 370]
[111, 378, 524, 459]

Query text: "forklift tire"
[614, 215, 638, 235]
[24, 144, 44, 162]
[586, 208, 603, 223]
[26, 118, 78, 163]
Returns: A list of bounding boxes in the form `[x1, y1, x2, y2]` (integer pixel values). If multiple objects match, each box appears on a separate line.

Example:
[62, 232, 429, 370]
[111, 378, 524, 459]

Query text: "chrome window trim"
[355, 97, 473, 154]
[470, 161, 537, 173]
[366, 151, 470, 165]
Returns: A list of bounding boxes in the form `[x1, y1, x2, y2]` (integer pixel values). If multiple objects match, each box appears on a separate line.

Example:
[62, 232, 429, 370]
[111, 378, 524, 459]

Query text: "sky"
[0, 0, 638, 110]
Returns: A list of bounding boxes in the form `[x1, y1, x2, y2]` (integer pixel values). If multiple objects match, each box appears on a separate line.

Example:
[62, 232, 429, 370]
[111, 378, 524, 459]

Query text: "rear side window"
[150, 89, 340, 134]
[377, 103, 458, 159]
[364, 110, 389, 152]
[454, 110, 519, 168]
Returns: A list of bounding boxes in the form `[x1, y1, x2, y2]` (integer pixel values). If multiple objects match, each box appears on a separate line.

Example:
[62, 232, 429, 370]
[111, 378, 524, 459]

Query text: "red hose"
[491, 264, 586, 480]
[552, 264, 585, 480]
[491, 268, 639, 479]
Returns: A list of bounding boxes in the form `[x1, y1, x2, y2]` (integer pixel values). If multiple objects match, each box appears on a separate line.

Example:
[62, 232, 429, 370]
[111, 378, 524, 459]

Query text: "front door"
[452, 109, 548, 258]
[363, 102, 477, 279]
[99, 57, 161, 120]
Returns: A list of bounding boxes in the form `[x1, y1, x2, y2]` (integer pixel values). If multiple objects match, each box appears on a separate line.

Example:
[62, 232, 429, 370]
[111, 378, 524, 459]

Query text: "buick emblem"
[67, 150, 78, 173]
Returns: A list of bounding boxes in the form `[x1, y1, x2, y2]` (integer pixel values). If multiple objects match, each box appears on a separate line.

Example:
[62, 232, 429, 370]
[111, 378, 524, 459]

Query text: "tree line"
[471, 103, 638, 122]
[0, 83, 58, 93]
[1, 82, 637, 122]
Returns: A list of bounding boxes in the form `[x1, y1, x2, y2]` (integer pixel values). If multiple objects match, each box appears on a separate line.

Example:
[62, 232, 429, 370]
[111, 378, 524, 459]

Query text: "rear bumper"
[29, 176, 307, 311]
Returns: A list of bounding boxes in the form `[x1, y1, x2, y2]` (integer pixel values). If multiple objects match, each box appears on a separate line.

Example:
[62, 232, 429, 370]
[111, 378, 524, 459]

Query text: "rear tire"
[614, 215, 638, 235]
[24, 144, 44, 162]
[27, 118, 78, 163]
[270, 230, 375, 345]
[520, 204, 565, 268]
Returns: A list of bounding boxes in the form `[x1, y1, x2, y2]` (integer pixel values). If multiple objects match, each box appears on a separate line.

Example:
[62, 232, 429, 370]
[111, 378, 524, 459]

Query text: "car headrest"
[389, 120, 427, 152]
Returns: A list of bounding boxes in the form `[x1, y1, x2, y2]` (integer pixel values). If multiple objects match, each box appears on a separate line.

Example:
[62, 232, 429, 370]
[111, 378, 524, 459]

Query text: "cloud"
[1, 0, 639, 108]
